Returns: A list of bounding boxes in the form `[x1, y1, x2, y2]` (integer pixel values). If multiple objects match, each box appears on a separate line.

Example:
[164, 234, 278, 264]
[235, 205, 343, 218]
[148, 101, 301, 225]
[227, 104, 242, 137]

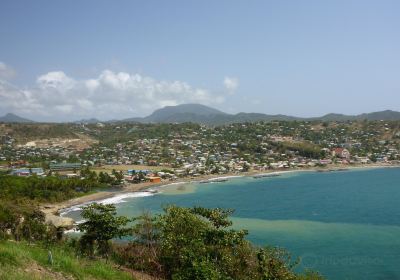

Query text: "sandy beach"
[41, 163, 399, 228]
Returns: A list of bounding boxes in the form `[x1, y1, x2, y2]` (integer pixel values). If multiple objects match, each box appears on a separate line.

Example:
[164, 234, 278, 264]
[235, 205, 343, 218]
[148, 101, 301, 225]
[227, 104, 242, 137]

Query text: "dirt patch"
[19, 135, 98, 150]
[24, 261, 74, 280]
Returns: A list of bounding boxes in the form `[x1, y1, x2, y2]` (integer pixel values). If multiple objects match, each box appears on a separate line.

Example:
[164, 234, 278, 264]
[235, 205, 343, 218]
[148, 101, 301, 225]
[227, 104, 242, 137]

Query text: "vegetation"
[0, 175, 135, 279]
[0, 197, 324, 280]
[78, 203, 131, 258]
[2, 120, 400, 169]
[5, 119, 398, 279]
[113, 205, 324, 280]
[0, 240, 133, 280]
[0, 174, 103, 203]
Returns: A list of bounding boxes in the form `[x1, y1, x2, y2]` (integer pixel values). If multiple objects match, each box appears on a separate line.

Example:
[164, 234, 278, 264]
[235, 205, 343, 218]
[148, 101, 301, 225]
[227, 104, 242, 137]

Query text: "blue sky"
[0, 0, 399, 121]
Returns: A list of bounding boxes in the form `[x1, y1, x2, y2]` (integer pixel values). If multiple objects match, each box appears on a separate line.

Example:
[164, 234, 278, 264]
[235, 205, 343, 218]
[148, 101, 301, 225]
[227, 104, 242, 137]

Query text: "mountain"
[315, 110, 400, 122]
[121, 104, 227, 124]
[5, 105, 399, 125]
[0, 113, 34, 123]
[73, 118, 101, 124]
[147, 103, 226, 120]
[316, 113, 353, 121]
[116, 104, 400, 125]
[355, 110, 400, 121]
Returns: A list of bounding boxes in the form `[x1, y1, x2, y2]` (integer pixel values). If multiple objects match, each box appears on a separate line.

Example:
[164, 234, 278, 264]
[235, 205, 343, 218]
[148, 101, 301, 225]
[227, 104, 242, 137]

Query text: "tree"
[257, 247, 298, 280]
[112, 169, 124, 184]
[20, 210, 47, 242]
[157, 206, 255, 279]
[116, 212, 162, 274]
[117, 205, 324, 280]
[78, 203, 130, 258]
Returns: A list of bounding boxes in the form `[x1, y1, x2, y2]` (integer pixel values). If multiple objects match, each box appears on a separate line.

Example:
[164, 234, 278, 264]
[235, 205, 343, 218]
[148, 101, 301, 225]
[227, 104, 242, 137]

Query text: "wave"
[64, 228, 81, 234]
[60, 191, 155, 216]
[209, 175, 243, 180]
[60, 205, 85, 216]
[97, 191, 154, 204]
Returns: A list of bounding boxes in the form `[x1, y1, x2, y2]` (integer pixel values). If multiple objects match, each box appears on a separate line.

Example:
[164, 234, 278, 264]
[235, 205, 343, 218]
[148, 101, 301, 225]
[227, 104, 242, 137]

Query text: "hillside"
[0, 113, 34, 123]
[0, 123, 85, 144]
[0, 241, 135, 280]
[4, 104, 400, 125]
[122, 103, 227, 123]
[119, 104, 400, 125]
[355, 110, 400, 121]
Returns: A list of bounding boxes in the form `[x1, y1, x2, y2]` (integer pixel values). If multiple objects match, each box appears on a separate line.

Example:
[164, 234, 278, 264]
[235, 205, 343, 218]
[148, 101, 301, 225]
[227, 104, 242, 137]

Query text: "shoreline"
[41, 163, 400, 228]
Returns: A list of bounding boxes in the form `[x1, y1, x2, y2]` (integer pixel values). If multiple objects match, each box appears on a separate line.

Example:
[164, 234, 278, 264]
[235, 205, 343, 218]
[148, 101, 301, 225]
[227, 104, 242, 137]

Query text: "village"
[1, 120, 400, 183]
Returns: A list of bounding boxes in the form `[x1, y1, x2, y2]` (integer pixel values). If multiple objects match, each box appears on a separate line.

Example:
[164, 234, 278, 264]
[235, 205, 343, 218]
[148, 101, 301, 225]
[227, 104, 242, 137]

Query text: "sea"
[62, 167, 400, 280]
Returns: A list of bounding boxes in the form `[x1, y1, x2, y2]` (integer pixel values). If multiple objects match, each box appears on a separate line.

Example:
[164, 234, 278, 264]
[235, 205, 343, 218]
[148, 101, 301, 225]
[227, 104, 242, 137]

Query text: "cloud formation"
[0, 62, 16, 80]
[0, 66, 238, 121]
[223, 77, 239, 93]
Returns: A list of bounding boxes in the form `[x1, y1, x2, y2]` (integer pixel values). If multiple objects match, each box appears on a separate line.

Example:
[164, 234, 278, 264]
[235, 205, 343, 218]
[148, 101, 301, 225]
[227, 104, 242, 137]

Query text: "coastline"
[41, 163, 400, 228]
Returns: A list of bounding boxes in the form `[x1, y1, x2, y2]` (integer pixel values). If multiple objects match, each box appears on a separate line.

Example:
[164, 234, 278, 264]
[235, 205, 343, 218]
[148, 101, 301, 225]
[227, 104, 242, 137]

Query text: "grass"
[0, 240, 134, 280]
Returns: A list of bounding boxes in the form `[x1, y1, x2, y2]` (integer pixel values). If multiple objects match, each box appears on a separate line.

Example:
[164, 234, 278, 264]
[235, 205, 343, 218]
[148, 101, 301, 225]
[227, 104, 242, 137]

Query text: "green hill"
[0, 113, 34, 123]
[120, 104, 400, 125]
[0, 240, 134, 280]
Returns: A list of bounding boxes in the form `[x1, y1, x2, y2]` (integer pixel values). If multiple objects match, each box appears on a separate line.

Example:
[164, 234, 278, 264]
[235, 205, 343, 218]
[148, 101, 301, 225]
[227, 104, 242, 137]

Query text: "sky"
[0, 0, 399, 122]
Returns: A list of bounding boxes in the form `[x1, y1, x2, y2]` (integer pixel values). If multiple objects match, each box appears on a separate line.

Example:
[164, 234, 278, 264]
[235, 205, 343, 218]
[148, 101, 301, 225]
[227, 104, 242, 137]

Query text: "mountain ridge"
[2, 106, 400, 124]
[0, 113, 34, 123]
[116, 105, 400, 125]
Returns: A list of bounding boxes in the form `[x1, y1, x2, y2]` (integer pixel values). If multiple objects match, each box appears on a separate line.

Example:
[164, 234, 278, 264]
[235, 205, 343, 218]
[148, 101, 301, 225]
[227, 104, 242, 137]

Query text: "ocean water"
[64, 168, 400, 280]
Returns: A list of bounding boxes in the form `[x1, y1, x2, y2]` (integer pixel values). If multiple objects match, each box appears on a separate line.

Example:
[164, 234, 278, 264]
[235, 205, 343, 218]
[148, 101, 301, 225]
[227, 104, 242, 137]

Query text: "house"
[332, 148, 350, 159]
[148, 176, 161, 183]
[49, 162, 82, 171]
[355, 156, 370, 164]
[127, 169, 151, 175]
[10, 160, 29, 168]
[319, 159, 332, 165]
[11, 168, 45, 176]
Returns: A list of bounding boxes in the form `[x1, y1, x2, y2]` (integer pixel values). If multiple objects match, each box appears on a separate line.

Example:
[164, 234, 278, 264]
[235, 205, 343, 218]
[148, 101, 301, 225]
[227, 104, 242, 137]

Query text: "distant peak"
[0, 113, 34, 123]
[5, 113, 19, 117]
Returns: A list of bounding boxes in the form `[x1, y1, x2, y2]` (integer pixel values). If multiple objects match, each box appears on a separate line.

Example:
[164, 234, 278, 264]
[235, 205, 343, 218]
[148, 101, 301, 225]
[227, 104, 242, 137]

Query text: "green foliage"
[0, 201, 20, 239]
[98, 171, 115, 184]
[0, 199, 62, 244]
[20, 210, 47, 242]
[114, 212, 162, 273]
[0, 240, 133, 280]
[276, 142, 323, 159]
[257, 247, 298, 280]
[111, 169, 124, 184]
[113, 205, 323, 280]
[78, 203, 131, 257]
[1, 123, 77, 144]
[157, 206, 255, 279]
[0, 174, 103, 203]
[81, 166, 98, 181]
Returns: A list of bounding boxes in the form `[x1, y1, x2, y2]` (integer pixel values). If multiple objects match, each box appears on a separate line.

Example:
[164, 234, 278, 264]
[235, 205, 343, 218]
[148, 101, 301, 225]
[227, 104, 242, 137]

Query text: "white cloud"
[0, 80, 43, 115]
[0, 69, 234, 121]
[85, 79, 99, 92]
[37, 71, 75, 91]
[0, 62, 16, 80]
[223, 77, 239, 93]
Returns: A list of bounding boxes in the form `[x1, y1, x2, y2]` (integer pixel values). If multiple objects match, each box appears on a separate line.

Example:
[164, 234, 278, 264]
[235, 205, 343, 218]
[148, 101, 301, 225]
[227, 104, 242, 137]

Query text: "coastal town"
[1, 120, 399, 183]
[3, 1, 400, 279]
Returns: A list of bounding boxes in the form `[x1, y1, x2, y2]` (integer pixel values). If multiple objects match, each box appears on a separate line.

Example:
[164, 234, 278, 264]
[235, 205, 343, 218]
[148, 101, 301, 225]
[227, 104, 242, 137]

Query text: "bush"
[77, 203, 130, 258]
[112, 205, 323, 280]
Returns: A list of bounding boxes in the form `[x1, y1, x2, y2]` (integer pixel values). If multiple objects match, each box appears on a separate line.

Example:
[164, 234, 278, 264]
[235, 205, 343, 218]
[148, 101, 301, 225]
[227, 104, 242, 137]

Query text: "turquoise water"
[65, 168, 400, 279]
